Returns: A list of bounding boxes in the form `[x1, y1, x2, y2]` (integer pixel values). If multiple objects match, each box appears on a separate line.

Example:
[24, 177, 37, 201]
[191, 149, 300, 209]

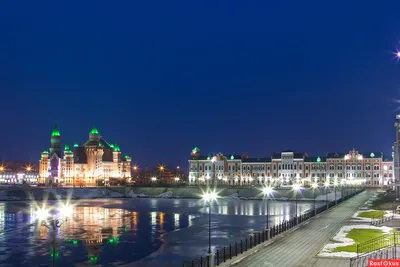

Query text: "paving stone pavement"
[225, 191, 373, 267]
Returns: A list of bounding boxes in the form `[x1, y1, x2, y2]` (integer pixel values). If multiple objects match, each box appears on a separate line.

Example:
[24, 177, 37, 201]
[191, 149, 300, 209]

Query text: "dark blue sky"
[1, 1, 400, 169]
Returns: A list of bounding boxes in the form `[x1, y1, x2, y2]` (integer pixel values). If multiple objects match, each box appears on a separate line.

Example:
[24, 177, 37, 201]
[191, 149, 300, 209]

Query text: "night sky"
[1, 1, 400, 169]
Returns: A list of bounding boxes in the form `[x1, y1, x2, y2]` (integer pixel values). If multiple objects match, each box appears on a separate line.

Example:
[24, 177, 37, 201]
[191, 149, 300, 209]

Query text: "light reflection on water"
[0, 199, 323, 267]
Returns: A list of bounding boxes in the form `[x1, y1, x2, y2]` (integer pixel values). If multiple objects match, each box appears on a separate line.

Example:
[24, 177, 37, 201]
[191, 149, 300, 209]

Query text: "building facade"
[39, 125, 131, 186]
[188, 146, 393, 187]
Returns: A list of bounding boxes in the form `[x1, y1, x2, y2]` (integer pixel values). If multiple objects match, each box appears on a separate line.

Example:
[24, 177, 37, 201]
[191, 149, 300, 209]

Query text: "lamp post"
[292, 184, 301, 223]
[311, 183, 318, 216]
[35, 204, 72, 267]
[202, 190, 218, 255]
[340, 180, 345, 201]
[324, 180, 330, 210]
[334, 180, 338, 205]
[262, 187, 273, 229]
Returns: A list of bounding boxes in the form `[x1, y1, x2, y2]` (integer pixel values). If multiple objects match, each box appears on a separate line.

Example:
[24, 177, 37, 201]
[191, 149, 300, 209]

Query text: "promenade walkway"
[223, 191, 372, 267]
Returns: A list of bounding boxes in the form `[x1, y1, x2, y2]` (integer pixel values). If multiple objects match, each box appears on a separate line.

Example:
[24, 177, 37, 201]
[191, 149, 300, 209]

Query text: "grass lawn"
[358, 210, 386, 219]
[333, 229, 389, 253]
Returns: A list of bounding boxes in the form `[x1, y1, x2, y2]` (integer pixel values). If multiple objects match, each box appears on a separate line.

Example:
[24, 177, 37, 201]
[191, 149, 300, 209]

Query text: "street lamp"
[262, 186, 273, 229]
[311, 183, 318, 216]
[334, 181, 338, 205]
[35, 203, 73, 267]
[324, 180, 330, 210]
[340, 180, 345, 200]
[202, 190, 219, 255]
[292, 184, 301, 222]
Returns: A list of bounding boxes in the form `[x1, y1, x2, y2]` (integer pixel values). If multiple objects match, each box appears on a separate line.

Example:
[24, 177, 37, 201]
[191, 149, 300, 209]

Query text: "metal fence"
[183, 189, 364, 267]
[370, 215, 395, 226]
[356, 232, 400, 255]
[350, 233, 400, 267]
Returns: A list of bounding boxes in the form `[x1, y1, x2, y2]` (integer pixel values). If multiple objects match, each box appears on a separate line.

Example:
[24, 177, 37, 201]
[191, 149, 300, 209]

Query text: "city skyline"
[1, 1, 400, 169]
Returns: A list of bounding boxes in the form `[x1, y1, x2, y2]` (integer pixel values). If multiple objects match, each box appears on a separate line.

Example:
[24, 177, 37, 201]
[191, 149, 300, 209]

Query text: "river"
[0, 198, 326, 266]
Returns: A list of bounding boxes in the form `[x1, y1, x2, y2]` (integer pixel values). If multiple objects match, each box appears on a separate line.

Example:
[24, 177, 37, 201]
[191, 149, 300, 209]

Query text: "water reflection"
[0, 199, 322, 267]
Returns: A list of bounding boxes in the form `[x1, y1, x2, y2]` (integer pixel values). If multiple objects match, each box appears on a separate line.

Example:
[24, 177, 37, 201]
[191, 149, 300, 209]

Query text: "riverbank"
[0, 185, 354, 201]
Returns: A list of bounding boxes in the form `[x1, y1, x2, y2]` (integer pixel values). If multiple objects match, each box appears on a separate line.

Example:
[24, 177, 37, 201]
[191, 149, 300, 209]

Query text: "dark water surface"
[0, 198, 324, 267]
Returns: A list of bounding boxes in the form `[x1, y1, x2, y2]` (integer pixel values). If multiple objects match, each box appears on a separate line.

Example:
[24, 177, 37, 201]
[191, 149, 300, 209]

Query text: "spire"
[64, 144, 70, 151]
[51, 124, 60, 137]
[114, 141, 120, 152]
[90, 126, 99, 135]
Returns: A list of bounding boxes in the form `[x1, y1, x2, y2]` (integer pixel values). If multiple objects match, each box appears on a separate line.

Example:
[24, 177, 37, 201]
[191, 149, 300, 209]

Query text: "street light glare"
[35, 208, 49, 221]
[262, 187, 273, 195]
[292, 184, 301, 191]
[324, 181, 330, 187]
[311, 183, 318, 189]
[202, 190, 218, 202]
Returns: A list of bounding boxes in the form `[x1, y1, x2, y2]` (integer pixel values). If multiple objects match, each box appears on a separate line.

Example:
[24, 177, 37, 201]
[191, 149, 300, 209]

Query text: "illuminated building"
[39, 125, 131, 186]
[188, 146, 393, 187]
[0, 163, 39, 184]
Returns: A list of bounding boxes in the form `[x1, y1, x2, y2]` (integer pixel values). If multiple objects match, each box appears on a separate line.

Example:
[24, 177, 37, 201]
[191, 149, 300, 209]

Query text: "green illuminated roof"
[207, 156, 211, 160]
[42, 150, 49, 154]
[193, 145, 200, 151]
[317, 157, 321, 163]
[370, 152, 375, 158]
[114, 142, 120, 152]
[74, 143, 78, 147]
[51, 124, 60, 137]
[124, 155, 130, 159]
[90, 127, 99, 135]
[110, 144, 114, 148]
[64, 144, 70, 150]
[230, 155, 234, 160]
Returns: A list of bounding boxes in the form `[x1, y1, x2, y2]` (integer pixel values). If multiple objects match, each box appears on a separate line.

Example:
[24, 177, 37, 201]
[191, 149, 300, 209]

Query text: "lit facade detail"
[188, 146, 393, 187]
[39, 125, 131, 186]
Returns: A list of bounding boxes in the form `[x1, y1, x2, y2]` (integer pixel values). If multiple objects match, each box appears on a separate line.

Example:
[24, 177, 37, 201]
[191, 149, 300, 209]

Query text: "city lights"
[202, 190, 218, 203]
[35, 207, 50, 221]
[262, 186, 273, 196]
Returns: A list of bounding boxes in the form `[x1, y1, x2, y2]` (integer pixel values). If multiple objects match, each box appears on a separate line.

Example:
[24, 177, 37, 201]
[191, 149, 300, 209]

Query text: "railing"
[357, 233, 400, 255]
[370, 215, 395, 226]
[183, 189, 364, 267]
[350, 233, 400, 267]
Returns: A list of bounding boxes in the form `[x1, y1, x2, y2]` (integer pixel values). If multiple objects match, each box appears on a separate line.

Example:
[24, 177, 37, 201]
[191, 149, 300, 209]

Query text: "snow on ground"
[227, 193, 239, 199]
[156, 191, 173, 198]
[318, 224, 393, 258]
[126, 191, 146, 198]
[42, 188, 124, 199]
[350, 209, 394, 222]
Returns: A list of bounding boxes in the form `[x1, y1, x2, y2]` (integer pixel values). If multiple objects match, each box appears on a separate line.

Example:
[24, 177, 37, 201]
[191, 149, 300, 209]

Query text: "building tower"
[394, 115, 400, 197]
[85, 127, 104, 186]
[123, 156, 132, 179]
[39, 150, 49, 183]
[63, 144, 74, 185]
[49, 124, 61, 157]
[113, 142, 121, 178]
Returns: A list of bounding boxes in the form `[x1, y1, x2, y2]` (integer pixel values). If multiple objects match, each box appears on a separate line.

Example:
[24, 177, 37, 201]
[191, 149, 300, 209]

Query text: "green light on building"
[230, 155, 234, 160]
[74, 143, 78, 147]
[90, 127, 99, 135]
[370, 152, 375, 158]
[51, 124, 60, 137]
[317, 157, 321, 163]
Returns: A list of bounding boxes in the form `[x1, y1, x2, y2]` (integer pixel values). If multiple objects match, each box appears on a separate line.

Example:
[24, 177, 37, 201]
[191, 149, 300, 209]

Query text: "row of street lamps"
[202, 182, 357, 259]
